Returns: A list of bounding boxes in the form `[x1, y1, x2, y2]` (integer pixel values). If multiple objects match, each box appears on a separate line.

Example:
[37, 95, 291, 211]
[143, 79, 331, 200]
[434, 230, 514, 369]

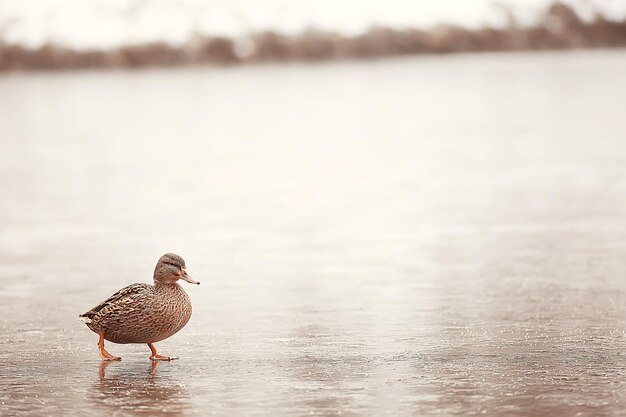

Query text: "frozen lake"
[1, 50, 625, 416]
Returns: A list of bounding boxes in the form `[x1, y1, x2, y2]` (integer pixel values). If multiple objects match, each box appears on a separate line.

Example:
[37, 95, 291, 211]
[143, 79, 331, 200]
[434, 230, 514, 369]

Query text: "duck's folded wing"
[79, 283, 151, 320]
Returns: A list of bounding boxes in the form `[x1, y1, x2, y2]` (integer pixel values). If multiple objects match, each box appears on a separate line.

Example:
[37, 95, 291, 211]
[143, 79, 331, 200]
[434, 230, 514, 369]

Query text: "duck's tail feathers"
[78, 314, 92, 324]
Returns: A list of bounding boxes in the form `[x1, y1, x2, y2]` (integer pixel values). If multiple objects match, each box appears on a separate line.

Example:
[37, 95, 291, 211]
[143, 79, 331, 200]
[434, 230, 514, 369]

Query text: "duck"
[79, 253, 199, 361]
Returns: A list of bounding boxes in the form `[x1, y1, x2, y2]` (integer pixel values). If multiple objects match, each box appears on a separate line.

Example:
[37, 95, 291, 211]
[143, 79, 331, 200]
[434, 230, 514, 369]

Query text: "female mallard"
[79, 253, 200, 361]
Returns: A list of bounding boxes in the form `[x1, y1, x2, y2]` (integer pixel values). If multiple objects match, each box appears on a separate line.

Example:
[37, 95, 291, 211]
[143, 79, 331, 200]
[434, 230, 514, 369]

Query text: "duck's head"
[153, 253, 200, 285]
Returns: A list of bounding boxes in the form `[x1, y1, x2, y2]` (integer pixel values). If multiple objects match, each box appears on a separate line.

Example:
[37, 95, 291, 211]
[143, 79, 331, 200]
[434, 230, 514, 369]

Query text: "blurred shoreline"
[1, 2, 625, 72]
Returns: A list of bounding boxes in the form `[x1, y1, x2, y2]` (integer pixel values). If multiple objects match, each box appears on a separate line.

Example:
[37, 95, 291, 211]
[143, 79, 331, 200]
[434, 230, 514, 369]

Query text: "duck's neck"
[154, 281, 183, 291]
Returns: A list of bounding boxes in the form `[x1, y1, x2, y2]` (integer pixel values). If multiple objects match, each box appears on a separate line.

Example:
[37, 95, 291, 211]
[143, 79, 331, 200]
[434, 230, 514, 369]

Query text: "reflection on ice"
[91, 361, 191, 416]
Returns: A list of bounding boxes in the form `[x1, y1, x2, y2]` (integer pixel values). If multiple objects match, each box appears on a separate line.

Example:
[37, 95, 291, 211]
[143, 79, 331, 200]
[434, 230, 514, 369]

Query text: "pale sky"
[1, 0, 625, 49]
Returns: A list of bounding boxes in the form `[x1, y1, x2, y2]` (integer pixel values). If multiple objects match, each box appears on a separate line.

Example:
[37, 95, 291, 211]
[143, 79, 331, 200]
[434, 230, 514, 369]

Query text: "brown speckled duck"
[79, 253, 199, 361]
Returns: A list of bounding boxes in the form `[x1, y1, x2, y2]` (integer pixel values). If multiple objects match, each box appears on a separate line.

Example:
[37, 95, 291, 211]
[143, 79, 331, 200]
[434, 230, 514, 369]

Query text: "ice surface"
[0, 51, 625, 416]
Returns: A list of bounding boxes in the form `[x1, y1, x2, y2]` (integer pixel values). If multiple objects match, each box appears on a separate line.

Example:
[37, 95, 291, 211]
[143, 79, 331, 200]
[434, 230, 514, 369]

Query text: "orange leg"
[98, 331, 121, 361]
[147, 342, 177, 361]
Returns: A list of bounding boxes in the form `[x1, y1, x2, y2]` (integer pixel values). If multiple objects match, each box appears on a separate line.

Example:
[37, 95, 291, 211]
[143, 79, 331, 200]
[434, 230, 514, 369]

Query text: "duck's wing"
[79, 283, 151, 321]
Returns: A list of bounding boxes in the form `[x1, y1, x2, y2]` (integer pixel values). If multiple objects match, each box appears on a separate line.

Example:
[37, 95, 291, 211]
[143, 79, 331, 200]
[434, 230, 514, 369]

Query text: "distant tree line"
[1, 2, 625, 71]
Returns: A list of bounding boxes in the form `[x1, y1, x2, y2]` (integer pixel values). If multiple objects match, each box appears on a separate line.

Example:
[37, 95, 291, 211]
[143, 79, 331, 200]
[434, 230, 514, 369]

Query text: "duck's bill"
[180, 272, 200, 285]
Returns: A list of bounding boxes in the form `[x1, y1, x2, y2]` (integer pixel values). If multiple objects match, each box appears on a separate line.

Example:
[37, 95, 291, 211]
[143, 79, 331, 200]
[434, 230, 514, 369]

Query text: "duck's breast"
[148, 284, 193, 343]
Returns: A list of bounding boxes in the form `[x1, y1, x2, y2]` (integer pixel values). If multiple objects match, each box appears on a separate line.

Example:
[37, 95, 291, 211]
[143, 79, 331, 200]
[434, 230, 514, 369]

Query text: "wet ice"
[1, 50, 626, 416]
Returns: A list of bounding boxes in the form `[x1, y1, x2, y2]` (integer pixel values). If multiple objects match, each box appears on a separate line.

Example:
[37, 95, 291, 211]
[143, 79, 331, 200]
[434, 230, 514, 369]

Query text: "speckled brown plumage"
[79, 253, 199, 360]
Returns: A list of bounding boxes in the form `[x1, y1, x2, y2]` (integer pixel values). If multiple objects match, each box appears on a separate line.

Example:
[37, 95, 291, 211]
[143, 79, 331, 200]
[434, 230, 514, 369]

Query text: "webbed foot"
[147, 342, 178, 361]
[149, 354, 178, 361]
